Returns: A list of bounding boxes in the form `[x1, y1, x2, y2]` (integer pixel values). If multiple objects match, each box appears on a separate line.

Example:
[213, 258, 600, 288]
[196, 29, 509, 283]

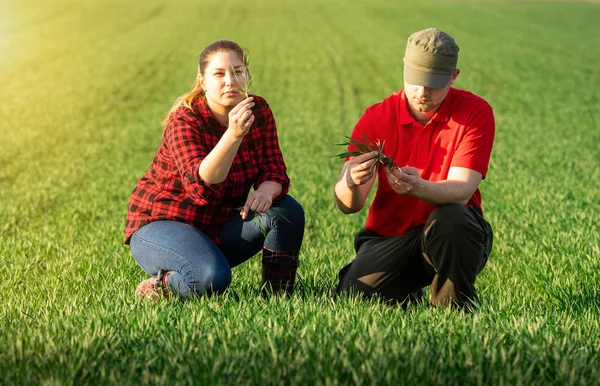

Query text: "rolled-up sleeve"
[450, 102, 495, 179]
[254, 103, 290, 199]
[163, 110, 224, 203]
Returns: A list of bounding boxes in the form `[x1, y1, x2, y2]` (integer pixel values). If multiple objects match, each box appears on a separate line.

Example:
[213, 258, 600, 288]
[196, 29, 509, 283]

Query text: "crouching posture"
[124, 40, 304, 300]
[334, 28, 495, 308]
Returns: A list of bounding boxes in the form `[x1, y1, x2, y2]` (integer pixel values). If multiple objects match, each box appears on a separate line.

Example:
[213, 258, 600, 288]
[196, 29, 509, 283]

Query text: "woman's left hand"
[241, 190, 273, 220]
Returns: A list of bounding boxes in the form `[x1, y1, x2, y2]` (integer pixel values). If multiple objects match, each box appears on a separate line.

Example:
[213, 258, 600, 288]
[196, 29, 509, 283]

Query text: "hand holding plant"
[228, 97, 255, 138]
[333, 134, 398, 171]
[385, 166, 422, 196]
[346, 151, 379, 188]
[227, 49, 255, 138]
[241, 190, 272, 220]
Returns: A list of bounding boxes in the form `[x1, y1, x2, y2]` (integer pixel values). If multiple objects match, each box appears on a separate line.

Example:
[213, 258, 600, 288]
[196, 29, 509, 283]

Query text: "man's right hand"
[346, 151, 379, 188]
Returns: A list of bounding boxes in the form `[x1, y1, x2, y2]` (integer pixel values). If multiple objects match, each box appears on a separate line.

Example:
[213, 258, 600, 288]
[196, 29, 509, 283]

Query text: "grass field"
[1, 0, 599, 384]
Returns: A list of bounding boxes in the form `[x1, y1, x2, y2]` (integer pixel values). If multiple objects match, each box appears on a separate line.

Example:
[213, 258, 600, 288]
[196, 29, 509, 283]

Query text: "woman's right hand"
[228, 97, 255, 138]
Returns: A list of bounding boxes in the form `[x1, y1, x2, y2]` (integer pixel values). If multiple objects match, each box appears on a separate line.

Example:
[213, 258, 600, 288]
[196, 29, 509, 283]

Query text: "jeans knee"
[273, 195, 305, 231]
[187, 265, 232, 295]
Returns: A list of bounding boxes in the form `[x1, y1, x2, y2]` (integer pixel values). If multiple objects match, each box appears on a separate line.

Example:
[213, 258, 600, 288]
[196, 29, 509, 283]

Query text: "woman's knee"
[185, 263, 232, 295]
[272, 195, 305, 230]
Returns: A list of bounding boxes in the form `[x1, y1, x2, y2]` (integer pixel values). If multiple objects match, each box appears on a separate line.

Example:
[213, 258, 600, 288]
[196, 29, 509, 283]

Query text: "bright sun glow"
[0, 12, 8, 59]
[0, 8, 17, 68]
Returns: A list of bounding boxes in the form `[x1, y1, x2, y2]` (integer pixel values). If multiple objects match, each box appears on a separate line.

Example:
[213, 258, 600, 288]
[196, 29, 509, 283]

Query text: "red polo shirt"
[349, 88, 495, 237]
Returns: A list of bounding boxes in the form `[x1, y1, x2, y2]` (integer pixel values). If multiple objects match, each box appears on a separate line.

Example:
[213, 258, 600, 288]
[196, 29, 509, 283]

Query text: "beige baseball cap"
[403, 28, 459, 89]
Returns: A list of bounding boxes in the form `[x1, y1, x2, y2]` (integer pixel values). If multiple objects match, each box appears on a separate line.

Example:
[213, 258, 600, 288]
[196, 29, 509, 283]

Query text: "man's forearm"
[334, 179, 366, 213]
[334, 157, 378, 214]
[414, 179, 475, 206]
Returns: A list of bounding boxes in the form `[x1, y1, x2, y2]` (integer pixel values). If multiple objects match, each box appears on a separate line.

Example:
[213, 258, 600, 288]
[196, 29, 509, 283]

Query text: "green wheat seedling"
[232, 50, 254, 98]
[333, 133, 398, 171]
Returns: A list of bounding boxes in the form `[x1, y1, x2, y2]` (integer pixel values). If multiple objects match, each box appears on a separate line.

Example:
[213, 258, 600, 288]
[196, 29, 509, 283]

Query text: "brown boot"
[261, 248, 299, 296]
[135, 269, 172, 301]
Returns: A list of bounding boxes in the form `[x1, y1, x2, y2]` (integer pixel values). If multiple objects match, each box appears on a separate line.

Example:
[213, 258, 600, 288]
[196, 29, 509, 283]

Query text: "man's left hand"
[385, 166, 422, 196]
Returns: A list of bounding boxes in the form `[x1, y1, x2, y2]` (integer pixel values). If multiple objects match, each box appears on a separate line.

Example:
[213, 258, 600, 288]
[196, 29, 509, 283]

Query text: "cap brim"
[404, 65, 451, 89]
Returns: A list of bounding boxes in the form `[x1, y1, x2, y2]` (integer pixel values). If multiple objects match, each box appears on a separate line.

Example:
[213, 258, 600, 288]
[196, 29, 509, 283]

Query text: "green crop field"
[1, 0, 599, 384]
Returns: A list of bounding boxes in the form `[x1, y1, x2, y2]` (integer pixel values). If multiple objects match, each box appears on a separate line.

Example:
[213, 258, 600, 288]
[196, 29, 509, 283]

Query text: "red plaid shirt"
[124, 95, 290, 244]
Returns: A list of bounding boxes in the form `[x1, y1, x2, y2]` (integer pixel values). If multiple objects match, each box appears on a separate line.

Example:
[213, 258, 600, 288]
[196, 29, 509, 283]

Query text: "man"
[334, 28, 495, 308]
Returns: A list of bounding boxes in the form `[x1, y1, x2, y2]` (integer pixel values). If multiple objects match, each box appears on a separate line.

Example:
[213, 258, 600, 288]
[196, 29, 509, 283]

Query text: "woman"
[124, 40, 305, 301]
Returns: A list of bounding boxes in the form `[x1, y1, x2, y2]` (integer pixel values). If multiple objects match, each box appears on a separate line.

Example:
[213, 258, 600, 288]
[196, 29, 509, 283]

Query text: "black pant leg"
[421, 204, 493, 307]
[337, 227, 432, 305]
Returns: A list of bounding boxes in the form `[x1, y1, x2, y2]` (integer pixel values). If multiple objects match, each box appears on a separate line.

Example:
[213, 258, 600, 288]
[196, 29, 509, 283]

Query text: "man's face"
[404, 69, 459, 113]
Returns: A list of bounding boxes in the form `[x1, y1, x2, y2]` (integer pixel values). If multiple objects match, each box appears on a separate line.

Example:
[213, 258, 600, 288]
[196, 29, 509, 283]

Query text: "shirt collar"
[195, 96, 226, 129]
[195, 96, 212, 119]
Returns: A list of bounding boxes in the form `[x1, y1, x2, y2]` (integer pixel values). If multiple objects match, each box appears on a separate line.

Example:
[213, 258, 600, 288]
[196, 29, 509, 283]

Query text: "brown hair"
[162, 40, 245, 127]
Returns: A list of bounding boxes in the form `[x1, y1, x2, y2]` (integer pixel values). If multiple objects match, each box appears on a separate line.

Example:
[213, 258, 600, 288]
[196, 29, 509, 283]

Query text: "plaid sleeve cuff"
[256, 173, 290, 200]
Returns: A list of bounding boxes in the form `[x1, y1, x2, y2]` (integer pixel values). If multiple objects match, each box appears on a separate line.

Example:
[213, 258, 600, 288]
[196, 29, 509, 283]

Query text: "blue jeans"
[129, 195, 305, 299]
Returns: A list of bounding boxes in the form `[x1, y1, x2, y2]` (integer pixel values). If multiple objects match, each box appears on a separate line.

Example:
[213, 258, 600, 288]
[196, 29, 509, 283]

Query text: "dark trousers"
[337, 204, 493, 307]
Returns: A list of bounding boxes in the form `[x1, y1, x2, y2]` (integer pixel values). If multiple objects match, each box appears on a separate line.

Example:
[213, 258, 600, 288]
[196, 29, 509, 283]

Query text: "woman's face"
[202, 50, 247, 112]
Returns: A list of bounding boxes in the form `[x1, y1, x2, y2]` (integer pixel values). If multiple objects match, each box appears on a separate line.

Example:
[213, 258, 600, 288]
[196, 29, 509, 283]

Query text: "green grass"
[1, 0, 599, 384]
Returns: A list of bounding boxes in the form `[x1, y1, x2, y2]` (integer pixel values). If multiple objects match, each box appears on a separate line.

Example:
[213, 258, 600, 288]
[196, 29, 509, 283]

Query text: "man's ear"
[449, 68, 460, 86]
